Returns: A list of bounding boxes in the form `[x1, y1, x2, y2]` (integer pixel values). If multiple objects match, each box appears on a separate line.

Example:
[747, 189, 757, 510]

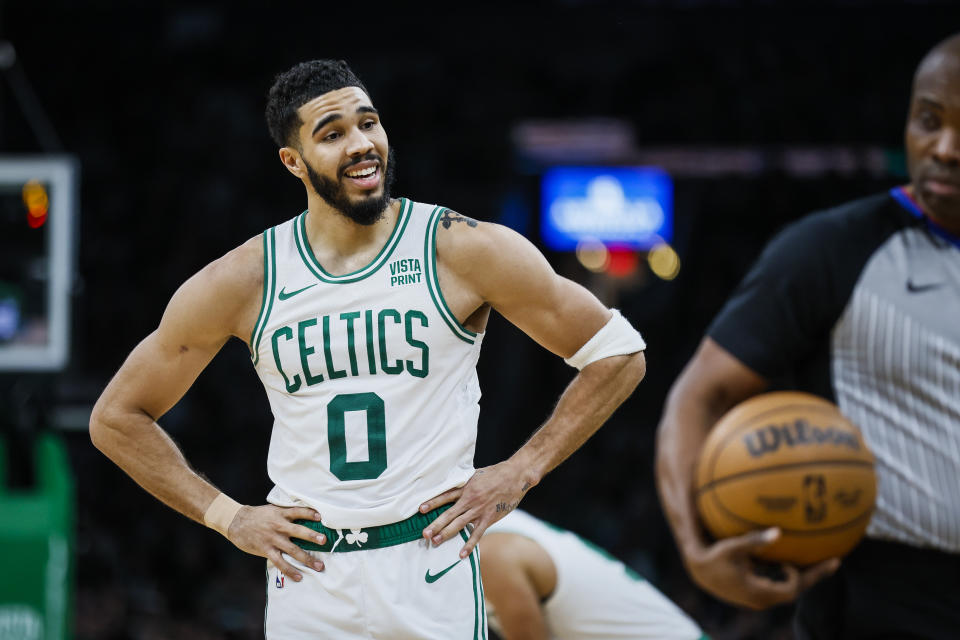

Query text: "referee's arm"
[655, 337, 838, 609]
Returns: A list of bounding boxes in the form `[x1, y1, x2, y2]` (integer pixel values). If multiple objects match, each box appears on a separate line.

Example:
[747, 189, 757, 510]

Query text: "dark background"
[2, 2, 958, 638]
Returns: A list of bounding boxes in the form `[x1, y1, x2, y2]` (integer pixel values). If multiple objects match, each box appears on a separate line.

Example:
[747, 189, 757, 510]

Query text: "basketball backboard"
[0, 155, 77, 372]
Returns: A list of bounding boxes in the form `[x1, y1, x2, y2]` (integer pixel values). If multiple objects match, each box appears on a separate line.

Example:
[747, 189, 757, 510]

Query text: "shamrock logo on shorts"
[346, 529, 368, 547]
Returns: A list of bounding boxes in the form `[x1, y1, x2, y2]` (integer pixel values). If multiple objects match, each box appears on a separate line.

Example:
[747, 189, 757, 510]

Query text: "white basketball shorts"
[265, 529, 487, 639]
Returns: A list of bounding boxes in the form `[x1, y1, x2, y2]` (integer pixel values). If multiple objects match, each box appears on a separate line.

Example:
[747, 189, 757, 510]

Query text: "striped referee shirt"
[708, 187, 960, 553]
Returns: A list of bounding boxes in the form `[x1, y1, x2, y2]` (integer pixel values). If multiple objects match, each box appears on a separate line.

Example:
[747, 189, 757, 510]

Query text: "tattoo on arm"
[439, 210, 478, 229]
[496, 500, 520, 514]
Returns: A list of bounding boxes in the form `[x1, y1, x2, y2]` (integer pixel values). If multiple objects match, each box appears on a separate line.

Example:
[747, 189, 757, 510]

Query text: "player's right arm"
[89, 237, 327, 581]
[655, 337, 839, 609]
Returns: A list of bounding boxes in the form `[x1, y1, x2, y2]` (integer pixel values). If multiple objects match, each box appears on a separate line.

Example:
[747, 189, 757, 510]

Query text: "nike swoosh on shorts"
[424, 559, 462, 584]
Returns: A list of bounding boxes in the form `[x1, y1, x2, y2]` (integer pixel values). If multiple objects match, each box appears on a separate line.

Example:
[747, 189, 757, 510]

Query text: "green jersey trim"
[294, 197, 412, 284]
[477, 543, 488, 639]
[461, 529, 487, 640]
[250, 227, 277, 366]
[424, 206, 478, 345]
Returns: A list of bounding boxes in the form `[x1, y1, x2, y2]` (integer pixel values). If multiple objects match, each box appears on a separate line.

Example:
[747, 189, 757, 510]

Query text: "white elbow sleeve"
[564, 309, 646, 371]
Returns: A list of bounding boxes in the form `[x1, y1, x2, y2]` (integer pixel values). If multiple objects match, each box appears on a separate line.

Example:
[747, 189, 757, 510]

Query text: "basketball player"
[481, 509, 706, 640]
[88, 60, 647, 638]
[655, 33, 960, 639]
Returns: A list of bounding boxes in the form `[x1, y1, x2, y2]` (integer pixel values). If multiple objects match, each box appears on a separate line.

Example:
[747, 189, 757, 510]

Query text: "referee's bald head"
[914, 33, 960, 88]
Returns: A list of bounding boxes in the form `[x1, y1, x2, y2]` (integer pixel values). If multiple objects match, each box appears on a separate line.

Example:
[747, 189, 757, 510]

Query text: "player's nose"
[345, 125, 375, 157]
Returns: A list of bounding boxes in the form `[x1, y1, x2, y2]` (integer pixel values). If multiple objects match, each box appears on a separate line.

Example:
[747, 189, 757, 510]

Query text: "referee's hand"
[226, 504, 328, 582]
[685, 527, 841, 610]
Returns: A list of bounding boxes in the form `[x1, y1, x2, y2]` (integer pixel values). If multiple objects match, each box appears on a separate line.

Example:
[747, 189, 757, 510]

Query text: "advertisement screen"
[541, 166, 672, 251]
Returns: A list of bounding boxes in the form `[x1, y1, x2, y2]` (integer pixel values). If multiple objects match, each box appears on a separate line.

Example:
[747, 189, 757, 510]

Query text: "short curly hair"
[265, 59, 369, 148]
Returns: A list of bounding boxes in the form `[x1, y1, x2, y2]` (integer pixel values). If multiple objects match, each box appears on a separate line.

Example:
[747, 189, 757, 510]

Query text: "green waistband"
[293, 504, 450, 553]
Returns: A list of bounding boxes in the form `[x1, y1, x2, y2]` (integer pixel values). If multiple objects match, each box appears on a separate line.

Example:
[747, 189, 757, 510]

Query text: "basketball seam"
[705, 488, 876, 536]
[696, 459, 875, 495]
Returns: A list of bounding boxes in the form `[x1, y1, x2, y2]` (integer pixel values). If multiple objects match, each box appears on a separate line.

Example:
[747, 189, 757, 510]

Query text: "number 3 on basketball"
[328, 392, 387, 481]
[802, 474, 827, 524]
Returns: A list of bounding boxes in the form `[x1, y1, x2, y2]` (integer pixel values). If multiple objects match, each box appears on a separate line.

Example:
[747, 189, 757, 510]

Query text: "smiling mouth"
[342, 163, 381, 190]
[344, 165, 377, 179]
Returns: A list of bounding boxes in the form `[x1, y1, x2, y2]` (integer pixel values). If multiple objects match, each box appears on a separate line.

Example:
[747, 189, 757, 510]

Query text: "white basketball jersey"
[486, 510, 703, 640]
[250, 198, 483, 529]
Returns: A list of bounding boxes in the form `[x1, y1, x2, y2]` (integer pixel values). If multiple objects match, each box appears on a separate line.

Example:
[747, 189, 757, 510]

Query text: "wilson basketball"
[695, 391, 876, 565]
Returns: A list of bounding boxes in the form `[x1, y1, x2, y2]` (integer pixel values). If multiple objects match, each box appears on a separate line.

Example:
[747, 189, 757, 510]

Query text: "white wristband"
[203, 493, 242, 538]
[564, 309, 646, 370]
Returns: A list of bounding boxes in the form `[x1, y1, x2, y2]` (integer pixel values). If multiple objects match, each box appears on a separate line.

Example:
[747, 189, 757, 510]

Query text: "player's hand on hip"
[226, 504, 328, 582]
[684, 527, 841, 610]
[420, 460, 530, 559]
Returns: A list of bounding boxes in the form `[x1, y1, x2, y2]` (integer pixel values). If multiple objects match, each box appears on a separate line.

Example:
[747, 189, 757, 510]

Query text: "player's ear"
[279, 147, 306, 180]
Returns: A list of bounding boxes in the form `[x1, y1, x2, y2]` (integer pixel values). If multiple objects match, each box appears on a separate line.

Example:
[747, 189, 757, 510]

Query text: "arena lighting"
[605, 247, 639, 278]
[648, 242, 681, 281]
[23, 179, 48, 228]
[26, 212, 46, 228]
[541, 166, 673, 251]
[575, 239, 610, 272]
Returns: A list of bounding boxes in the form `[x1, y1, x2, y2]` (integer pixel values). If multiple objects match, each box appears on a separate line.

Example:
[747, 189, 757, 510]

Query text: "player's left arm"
[422, 216, 646, 557]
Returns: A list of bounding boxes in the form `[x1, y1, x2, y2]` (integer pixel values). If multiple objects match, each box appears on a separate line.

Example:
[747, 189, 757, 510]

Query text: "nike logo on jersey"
[424, 559, 461, 583]
[906, 280, 943, 293]
[278, 284, 319, 300]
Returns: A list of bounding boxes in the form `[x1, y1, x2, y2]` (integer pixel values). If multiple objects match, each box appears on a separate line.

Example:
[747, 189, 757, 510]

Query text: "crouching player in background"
[481, 509, 706, 640]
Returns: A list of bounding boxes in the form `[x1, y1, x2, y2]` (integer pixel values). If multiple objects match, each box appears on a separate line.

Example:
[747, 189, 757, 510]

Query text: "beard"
[305, 147, 397, 226]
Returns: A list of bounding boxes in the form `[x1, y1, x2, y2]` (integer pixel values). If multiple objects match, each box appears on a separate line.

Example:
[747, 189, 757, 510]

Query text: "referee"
[655, 32, 960, 639]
